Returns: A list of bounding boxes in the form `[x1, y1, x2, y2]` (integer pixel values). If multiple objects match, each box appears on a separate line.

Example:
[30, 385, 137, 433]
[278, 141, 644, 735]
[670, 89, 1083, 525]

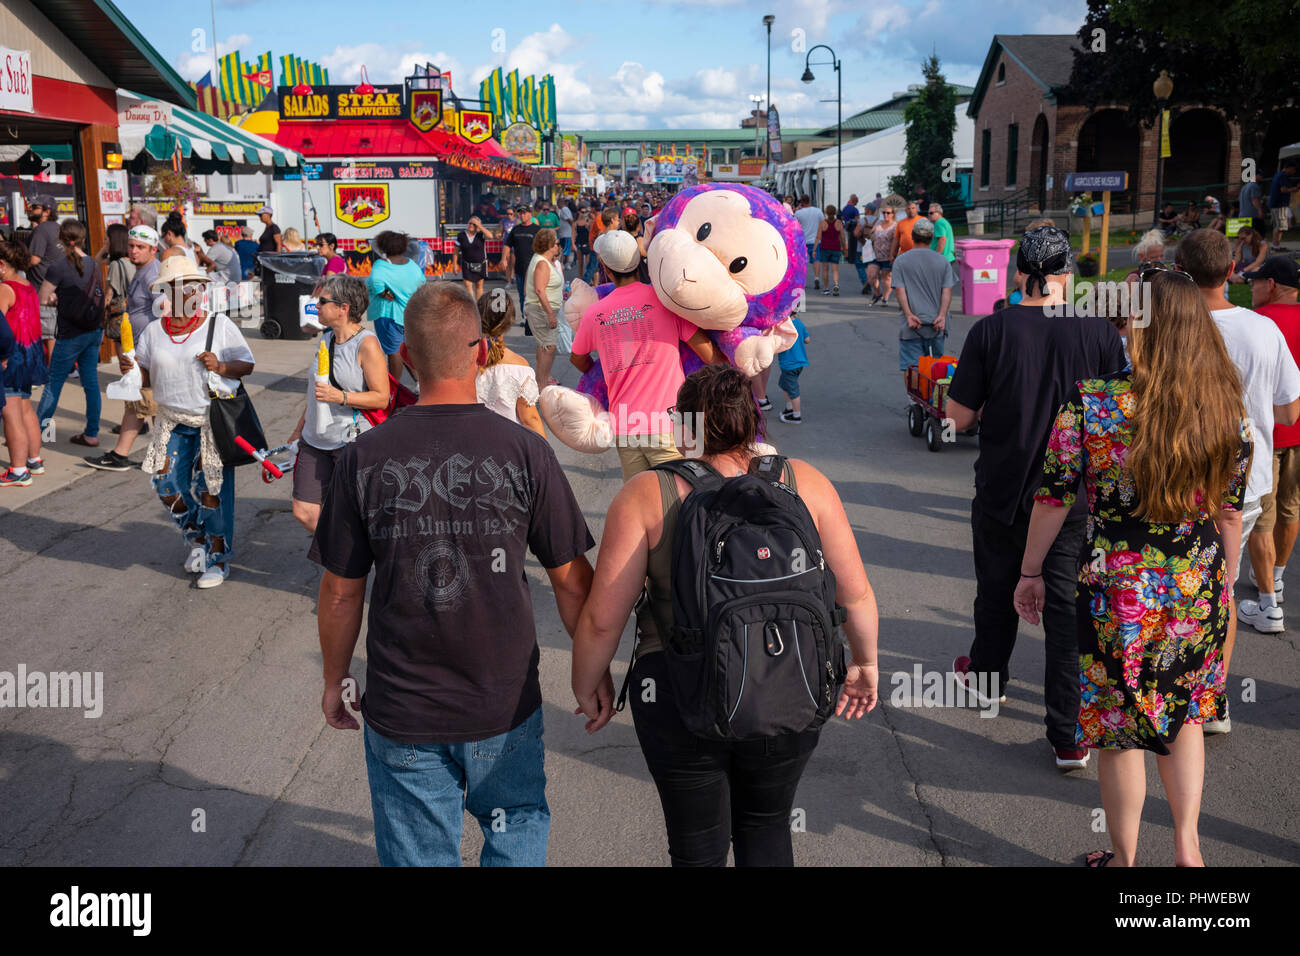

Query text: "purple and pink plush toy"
[540, 183, 807, 452]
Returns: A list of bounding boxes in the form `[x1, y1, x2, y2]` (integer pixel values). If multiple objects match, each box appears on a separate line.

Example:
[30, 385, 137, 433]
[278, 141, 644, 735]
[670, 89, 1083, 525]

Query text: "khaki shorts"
[1256, 445, 1300, 533]
[1271, 206, 1292, 232]
[125, 386, 158, 420]
[524, 302, 558, 350]
[615, 432, 681, 480]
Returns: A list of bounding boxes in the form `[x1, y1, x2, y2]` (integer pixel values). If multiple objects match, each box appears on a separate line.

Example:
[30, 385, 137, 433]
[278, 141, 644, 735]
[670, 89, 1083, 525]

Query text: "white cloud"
[691, 67, 740, 98]
[611, 62, 666, 110]
[1033, 9, 1084, 34]
[318, 45, 463, 86]
[174, 32, 251, 82]
[867, 3, 911, 34]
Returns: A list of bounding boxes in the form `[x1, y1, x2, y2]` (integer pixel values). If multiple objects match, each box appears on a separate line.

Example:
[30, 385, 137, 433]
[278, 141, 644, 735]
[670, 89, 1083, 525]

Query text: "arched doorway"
[1029, 114, 1049, 210]
[1076, 109, 1139, 206]
[1164, 109, 1228, 191]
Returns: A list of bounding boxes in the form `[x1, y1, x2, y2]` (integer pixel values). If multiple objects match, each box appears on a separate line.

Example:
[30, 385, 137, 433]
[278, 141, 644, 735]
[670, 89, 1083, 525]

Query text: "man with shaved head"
[310, 281, 600, 866]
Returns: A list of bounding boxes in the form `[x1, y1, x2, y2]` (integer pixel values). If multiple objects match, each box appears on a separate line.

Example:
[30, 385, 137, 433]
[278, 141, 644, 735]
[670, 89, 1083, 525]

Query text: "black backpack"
[642, 454, 848, 740]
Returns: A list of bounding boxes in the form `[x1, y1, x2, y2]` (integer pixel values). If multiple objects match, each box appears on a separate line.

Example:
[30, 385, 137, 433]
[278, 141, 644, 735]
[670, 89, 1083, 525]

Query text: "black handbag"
[204, 315, 265, 466]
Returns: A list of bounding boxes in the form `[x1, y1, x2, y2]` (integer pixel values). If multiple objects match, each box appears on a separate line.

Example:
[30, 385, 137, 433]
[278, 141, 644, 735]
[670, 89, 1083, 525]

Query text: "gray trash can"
[256, 252, 326, 339]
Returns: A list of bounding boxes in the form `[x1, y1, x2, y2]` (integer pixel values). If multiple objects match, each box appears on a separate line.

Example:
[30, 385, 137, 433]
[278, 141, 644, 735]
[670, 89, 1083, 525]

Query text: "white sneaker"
[196, 564, 228, 589]
[184, 546, 207, 574]
[1237, 599, 1284, 633]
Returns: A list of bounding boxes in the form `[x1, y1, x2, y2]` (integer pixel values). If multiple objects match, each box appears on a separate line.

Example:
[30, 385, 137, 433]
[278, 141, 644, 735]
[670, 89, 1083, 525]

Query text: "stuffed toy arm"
[713, 320, 799, 377]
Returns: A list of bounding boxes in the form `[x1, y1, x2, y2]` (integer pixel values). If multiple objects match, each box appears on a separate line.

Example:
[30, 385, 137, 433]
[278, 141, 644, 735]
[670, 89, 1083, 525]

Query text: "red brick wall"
[971, 51, 1057, 203]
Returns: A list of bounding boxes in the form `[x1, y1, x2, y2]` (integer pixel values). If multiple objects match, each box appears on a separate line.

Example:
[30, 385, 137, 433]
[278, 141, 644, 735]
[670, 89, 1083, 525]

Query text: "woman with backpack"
[286, 275, 389, 534]
[35, 219, 106, 447]
[571, 364, 880, 867]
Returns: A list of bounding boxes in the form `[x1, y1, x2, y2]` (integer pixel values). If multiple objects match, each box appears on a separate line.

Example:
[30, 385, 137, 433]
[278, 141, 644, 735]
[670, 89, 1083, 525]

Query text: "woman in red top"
[0, 239, 48, 485]
[815, 205, 847, 296]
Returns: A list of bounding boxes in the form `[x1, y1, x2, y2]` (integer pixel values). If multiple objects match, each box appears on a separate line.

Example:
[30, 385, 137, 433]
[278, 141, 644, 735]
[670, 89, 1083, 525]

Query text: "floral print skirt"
[1075, 536, 1230, 755]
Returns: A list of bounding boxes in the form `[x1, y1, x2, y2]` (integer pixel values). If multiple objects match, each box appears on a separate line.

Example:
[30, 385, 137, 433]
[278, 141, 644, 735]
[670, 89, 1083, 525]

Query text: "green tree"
[1065, 0, 1300, 166]
[887, 54, 959, 203]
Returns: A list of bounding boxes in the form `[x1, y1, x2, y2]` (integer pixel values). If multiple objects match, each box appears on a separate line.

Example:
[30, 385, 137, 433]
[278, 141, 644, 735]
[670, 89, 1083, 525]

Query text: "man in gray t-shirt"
[1238, 179, 1264, 227]
[891, 217, 956, 371]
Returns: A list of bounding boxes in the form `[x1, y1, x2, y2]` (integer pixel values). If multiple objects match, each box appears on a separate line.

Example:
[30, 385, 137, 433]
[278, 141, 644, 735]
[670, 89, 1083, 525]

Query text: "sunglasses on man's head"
[1136, 260, 1194, 281]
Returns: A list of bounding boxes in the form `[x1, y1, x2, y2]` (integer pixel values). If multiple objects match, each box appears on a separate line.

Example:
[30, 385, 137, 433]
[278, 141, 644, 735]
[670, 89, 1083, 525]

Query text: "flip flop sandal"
[70, 433, 99, 447]
[1085, 850, 1114, 868]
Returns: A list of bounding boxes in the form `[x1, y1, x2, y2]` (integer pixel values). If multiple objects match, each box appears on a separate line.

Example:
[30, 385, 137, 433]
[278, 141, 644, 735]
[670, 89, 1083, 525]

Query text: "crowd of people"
[3, 177, 1298, 869]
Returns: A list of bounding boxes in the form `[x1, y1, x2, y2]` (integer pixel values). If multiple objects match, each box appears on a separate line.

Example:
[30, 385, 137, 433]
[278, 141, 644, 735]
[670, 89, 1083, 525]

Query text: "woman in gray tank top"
[570, 365, 881, 867]
[288, 274, 390, 533]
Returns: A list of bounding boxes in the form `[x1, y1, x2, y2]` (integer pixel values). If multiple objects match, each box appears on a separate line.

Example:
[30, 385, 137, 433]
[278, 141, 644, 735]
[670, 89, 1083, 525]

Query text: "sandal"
[1084, 850, 1114, 868]
[69, 433, 99, 447]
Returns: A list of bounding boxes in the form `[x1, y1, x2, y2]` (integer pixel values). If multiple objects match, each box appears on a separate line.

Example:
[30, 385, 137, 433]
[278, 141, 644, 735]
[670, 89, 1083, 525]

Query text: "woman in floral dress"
[1014, 271, 1251, 867]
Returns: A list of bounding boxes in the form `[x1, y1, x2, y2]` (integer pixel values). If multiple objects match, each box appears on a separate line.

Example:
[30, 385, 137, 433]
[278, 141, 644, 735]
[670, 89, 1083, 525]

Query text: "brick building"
[965, 34, 1300, 220]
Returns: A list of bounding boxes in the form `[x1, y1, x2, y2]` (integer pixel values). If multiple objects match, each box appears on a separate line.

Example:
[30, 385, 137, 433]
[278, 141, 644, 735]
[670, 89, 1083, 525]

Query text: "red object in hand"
[234, 435, 284, 479]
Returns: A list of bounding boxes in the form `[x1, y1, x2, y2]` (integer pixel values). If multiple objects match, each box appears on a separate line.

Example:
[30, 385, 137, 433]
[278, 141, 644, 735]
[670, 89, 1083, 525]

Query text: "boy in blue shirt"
[778, 317, 811, 424]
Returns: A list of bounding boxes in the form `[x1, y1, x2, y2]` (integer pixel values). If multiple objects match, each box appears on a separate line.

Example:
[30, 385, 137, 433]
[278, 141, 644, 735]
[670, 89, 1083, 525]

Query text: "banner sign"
[97, 169, 127, 214]
[409, 90, 442, 131]
[458, 110, 493, 144]
[638, 154, 699, 185]
[0, 47, 33, 114]
[213, 218, 244, 241]
[192, 200, 267, 215]
[561, 134, 579, 167]
[1064, 171, 1128, 192]
[552, 168, 579, 183]
[501, 122, 542, 164]
[767, 106, 782, 164]
[1225, 217, 1252, 236]
[1160, 109, 1171, 159]
[278, 85, 403, 121]
[277, 161, 437, 181]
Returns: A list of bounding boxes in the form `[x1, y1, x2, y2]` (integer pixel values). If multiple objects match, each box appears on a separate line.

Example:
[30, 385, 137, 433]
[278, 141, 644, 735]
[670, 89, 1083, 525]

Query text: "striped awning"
[117, 90, 301, 169]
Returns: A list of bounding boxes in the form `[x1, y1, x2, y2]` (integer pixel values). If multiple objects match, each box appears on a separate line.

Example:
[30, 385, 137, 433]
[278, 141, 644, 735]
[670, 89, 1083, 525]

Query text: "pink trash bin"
[954, 238, 1016, 317]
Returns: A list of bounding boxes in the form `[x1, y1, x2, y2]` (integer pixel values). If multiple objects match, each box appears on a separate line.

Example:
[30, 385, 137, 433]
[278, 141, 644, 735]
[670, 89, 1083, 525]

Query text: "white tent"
[1282, 141, 1300, 161]
[776, 110, 974, 210]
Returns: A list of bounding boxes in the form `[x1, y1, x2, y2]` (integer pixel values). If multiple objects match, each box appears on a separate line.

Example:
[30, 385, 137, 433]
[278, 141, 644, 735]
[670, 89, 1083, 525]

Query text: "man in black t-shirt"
[946, 226, 1128, 771]
[502, 207, 540, 306]
[310, 282, 600, 866]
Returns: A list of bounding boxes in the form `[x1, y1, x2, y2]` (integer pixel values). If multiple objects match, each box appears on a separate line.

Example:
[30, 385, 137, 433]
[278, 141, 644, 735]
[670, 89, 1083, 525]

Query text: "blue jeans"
[899, 333, 947, 371]
[36, 329, 103, 437]
[581, 253, 599, 285]
[364, 706, 549, 866]
[151, 423, 236, 569]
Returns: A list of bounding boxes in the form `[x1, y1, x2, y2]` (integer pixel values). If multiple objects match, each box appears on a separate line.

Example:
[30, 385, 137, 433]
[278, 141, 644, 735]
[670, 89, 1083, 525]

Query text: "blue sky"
[116, 0, 1088, 130]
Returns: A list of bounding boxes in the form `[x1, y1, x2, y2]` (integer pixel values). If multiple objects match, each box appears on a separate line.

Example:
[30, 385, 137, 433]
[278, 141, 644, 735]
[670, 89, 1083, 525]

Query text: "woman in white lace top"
[475, 292, 547, 438]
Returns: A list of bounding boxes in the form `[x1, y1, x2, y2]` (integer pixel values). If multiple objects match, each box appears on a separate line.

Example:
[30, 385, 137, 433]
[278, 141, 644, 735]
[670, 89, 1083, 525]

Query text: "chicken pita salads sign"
[334, 184, 390, 227]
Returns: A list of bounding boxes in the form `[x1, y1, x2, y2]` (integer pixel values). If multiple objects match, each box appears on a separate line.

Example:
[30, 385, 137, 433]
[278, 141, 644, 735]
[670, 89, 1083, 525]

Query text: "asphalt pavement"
[1, 266, 1296, 867]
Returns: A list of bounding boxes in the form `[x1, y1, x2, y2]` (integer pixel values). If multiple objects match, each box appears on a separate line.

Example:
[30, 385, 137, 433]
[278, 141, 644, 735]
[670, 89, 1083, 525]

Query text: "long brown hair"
[1126, 271, 1248, 521]
[59, 219, 87, 275]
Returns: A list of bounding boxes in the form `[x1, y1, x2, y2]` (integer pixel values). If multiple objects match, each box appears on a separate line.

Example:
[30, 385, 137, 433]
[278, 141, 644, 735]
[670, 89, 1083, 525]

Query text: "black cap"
[1242, 255, 1300, 289]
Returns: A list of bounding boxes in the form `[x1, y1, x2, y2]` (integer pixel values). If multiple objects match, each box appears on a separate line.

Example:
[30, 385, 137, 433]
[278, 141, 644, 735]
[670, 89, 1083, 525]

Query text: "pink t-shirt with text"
[572, 282, 698, 436]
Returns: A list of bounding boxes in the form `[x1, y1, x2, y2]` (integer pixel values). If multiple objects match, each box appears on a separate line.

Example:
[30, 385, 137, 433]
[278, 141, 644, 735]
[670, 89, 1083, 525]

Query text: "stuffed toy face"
[648, 184, 806, 332]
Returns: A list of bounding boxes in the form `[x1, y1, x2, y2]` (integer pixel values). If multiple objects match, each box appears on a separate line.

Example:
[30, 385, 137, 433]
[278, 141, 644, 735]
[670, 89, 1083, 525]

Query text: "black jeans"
[629, 652, 819, 867]
[968, 497, 1088, 749]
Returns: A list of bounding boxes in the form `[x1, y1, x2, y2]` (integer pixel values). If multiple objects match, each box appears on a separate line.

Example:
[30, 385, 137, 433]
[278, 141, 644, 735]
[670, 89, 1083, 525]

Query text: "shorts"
[560, 237, 572, 256]
[805, 243, 816, 262]
[524, 302, 558, 349]
[462, 260, 486, 282]
[817, 249, 842, 264]
[4, 385, 32, 400]
[1235, 496, 1264, 585]
[373, 314, 404, 355]
[1271, 206, 1292, 231]
[778, 365, 803, 398]
[871, 259, 893, 271]
[898, 333, 947, 372]
[615, 432, 681, 481]
[125, 386, 158, 420]
[40, 304, 57, 339]
[1256, 445, 1300, 534]
[291, 440, 340, 506]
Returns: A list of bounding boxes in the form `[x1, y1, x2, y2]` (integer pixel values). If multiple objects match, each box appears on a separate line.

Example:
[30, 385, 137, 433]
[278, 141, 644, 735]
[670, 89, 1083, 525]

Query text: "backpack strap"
[651, 457, 724, 489]
[747, 453, 788, 483]
[326, 331, 341, 391]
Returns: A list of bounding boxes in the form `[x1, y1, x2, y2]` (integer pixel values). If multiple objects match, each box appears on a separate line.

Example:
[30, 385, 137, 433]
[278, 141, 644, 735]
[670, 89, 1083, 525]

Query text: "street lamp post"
[1152, 69, 1173, 230]
[763, 14, 774, 169]
[802, 44, 841, 208]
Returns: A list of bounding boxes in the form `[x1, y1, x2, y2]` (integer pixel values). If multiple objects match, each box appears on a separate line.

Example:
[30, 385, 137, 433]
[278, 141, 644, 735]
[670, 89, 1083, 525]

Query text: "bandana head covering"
[1016, 225, 1073, 297]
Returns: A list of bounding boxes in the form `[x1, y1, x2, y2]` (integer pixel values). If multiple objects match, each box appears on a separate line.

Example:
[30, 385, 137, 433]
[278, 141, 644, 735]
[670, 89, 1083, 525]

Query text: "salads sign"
[278, 86, 403, 121]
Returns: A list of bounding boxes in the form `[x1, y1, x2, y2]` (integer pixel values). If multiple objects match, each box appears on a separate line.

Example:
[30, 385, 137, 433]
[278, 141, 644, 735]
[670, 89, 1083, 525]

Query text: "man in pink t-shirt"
[571, 230, 721, 479]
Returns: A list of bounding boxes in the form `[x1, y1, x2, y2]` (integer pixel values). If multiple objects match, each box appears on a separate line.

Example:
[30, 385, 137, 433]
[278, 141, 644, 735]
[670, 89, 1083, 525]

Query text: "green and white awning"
[117, 90, 301, 169]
